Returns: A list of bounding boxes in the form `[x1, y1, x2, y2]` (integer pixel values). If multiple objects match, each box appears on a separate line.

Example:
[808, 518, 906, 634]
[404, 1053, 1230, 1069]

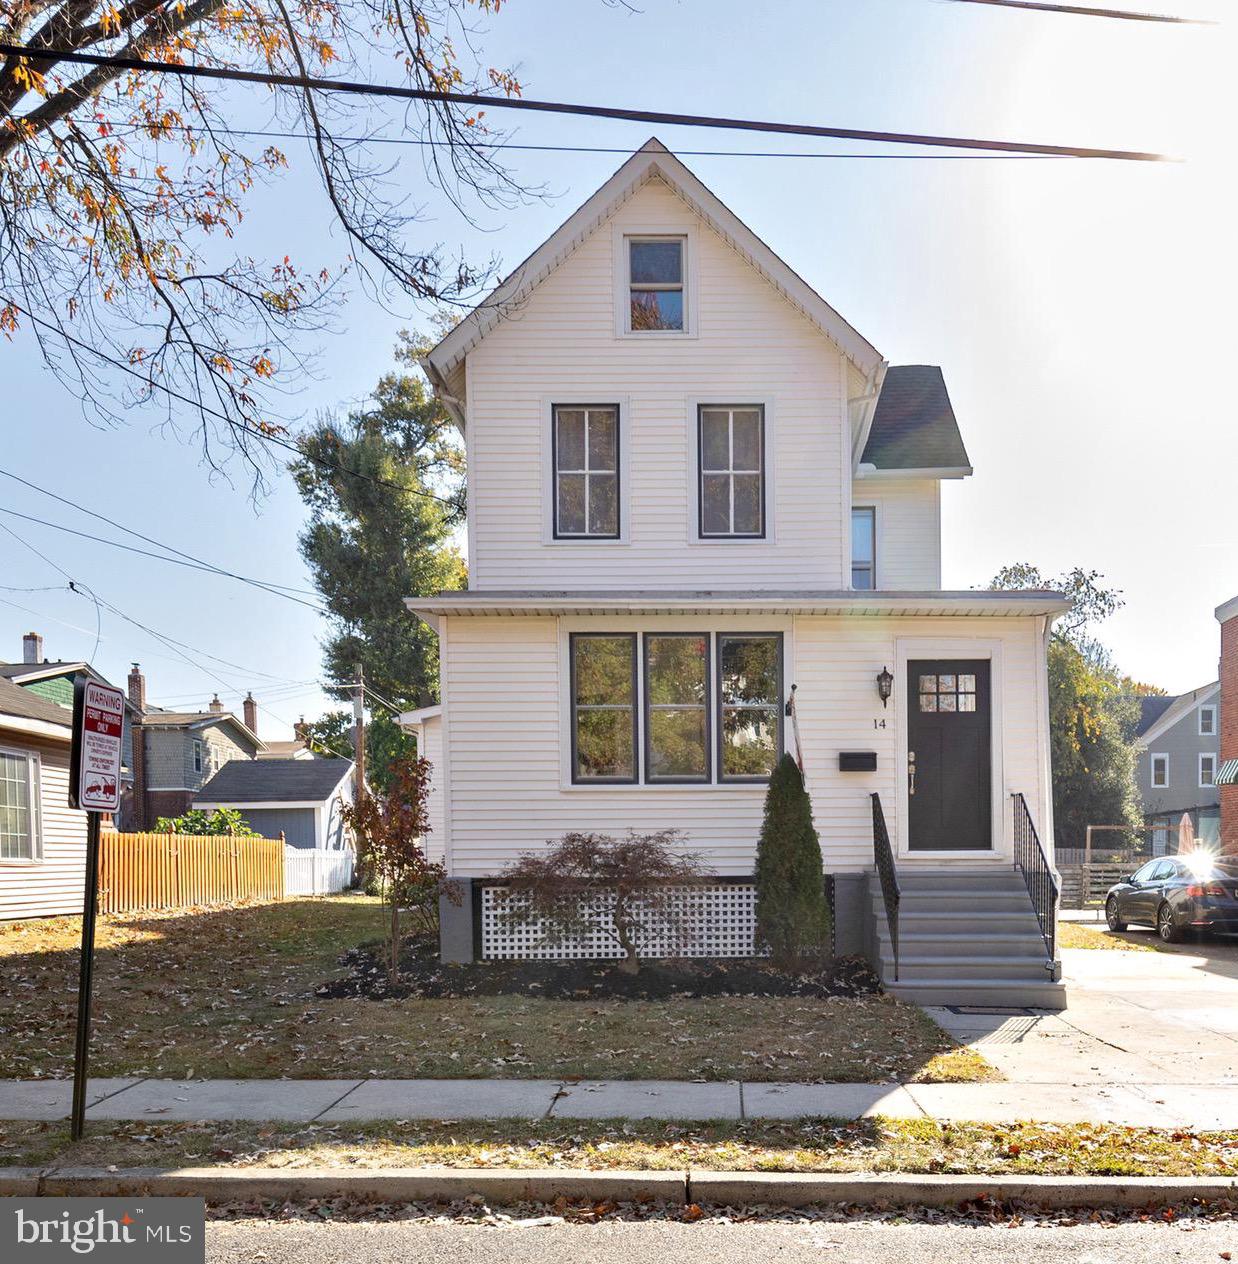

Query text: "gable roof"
[423, 138, 883, 412]
[1136, 695, 1177, 738]
[139, 710, 263, 749]
[860, 366, 972, 474]
[194, 757, 353, 805]
[0, 675, 73, 736]
[1135, 682, 1218, 746]
[0, 660, 89, 683]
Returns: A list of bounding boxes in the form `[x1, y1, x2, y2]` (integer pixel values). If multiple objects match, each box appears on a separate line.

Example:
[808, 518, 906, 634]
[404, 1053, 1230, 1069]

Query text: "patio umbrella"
[1178, 811, 1196, 855]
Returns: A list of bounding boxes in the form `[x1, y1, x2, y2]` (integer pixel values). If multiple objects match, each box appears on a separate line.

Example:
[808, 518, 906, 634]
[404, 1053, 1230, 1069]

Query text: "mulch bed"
[316, 935, 880, 1001]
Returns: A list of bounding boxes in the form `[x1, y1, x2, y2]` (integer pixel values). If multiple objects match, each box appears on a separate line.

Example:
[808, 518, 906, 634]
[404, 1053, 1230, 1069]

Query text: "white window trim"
[684, 396, 777, 546]
[851, 503, 878, 590]
[539, 395, 631, 546]
[1150, 752, 1169, 789]
[1199, 704, 1217, 736]
[612, 223, 698, 339]
[0, 743, 43, 865]
[192, 739, 203, 775]
[1199, 752, 1217, 788]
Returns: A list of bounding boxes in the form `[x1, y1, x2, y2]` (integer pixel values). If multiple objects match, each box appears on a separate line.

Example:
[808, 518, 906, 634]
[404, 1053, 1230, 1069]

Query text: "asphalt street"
[207, 1214, 1238, 1264]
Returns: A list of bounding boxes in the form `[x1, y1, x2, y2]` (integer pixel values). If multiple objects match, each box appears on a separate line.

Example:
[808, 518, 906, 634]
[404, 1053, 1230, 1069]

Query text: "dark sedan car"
[1106, 856, 1238, 942]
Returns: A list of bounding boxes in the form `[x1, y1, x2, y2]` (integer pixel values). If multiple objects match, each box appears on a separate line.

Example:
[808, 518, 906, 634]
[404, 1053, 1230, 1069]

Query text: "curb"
[2, 1166, 1236, 1210]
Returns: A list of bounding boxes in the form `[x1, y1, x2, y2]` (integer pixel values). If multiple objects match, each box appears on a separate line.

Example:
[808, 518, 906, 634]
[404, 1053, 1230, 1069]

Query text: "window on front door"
[553, 406, 619, 538]
[851, 507, 876, 590]
[698, 406, 765, 538]
[570, 632, 782, 785]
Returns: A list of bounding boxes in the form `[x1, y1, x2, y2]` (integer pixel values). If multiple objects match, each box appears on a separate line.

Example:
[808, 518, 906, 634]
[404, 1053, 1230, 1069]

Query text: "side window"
[851, 507, 876, 590]
[698, 406, 765, 539]
[192, 739, 203, 775]
[1150, 753, 1168, 788]
[1199, 705, 1217, 736]
[717, 633, 782, 782]
[1131, 861, 1159, 883]
[628, 238, 684, 332]
[553, 406, 619, 539]
[644, 634, 709, 783]
[1150, 860, 1176, 882]
[0, 749, 40, 861]
[570, 634, 637, 783]
[1200, 753, 1217, 787]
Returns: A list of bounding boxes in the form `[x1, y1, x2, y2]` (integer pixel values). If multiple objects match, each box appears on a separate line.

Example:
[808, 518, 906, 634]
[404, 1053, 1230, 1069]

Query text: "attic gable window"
[628, 238, 684, 331]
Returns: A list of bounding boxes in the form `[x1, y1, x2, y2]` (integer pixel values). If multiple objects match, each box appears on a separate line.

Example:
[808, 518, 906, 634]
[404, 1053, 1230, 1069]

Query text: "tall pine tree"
[293, 333, 465, 709]
[755, 754, 831, 963]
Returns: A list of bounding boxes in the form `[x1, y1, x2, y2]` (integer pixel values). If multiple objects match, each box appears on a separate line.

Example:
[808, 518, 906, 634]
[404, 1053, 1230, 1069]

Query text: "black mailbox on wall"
[838, 751, 878, 772]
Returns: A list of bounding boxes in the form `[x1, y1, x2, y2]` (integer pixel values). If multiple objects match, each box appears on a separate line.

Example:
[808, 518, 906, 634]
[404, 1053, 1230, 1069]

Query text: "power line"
[0, 43, 1171, 160]
[0, 297, 466, 513]
[943, 0, 1213, 22]
[0, 504, 328, 614]
[0, 467, 323, 602]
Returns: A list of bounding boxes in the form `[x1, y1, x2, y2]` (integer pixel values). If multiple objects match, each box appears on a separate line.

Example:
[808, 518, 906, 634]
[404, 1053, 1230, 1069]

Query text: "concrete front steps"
[872, 869, 1066, 1010]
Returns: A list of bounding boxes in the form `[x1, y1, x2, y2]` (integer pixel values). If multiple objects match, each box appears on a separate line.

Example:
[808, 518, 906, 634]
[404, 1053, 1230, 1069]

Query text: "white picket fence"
[284, 846, 355, 897]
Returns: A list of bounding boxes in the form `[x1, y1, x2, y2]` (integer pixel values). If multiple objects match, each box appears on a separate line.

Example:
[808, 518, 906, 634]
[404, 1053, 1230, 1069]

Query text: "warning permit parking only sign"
[71, 680, 125, 813]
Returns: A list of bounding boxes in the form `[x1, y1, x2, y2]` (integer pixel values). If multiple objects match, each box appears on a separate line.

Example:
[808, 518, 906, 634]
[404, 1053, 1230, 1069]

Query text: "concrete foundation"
[439, 878, 475, 963]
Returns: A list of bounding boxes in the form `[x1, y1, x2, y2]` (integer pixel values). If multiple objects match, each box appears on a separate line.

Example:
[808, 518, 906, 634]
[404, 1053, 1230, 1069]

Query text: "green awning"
[1217, 760, 1238, 787]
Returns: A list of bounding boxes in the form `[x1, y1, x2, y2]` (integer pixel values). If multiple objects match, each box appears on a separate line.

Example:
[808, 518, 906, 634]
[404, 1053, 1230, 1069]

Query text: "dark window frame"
[715, 631, 784, 784]
[851, 505, 876, 590]
[696, 404, 767, 540]
[569, 632, 639, 785]
[552, 404, 622, 540]
[642, 632, 712, 785]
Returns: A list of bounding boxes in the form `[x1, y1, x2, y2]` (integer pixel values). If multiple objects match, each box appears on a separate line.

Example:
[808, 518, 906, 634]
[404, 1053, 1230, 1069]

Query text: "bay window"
[644, 634, 710, 782]
[717, 634, 783, 782]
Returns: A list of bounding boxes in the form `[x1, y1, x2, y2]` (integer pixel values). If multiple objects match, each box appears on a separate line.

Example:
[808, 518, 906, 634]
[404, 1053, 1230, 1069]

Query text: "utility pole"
[352, 662, 366, 802]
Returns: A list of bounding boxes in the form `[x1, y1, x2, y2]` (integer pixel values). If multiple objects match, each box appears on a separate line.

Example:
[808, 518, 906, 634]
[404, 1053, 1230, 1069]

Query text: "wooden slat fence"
[98, 832, 285, 913]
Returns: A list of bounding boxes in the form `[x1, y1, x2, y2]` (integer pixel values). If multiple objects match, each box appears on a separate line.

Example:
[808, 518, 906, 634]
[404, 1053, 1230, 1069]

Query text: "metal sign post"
[68, 675, 125, 1142]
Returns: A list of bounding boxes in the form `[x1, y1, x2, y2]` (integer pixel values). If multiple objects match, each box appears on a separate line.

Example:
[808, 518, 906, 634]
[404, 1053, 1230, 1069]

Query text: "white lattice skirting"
[479, 883, 760, 961]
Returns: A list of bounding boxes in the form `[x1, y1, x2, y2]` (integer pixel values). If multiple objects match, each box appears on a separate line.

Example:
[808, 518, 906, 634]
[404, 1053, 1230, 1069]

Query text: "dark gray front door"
[907, 660, 992, 851]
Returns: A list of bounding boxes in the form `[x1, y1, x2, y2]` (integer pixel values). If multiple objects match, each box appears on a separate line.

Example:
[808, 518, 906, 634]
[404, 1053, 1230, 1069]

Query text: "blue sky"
[1, 0, 1232, 734]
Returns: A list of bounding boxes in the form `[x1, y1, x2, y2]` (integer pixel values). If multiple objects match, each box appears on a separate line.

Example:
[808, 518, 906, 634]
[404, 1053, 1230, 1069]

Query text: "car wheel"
[1106, 897, 1127, 932]
[1157, 902, 1182, 944]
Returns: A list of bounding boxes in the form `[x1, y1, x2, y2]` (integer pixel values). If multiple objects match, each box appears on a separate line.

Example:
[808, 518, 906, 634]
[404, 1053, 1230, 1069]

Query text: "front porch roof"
[404, 589, 1070, 629]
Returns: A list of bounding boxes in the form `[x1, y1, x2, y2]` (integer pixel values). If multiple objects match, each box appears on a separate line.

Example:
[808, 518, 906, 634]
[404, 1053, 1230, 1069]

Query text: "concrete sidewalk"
[6, 1076, 1238, 1129]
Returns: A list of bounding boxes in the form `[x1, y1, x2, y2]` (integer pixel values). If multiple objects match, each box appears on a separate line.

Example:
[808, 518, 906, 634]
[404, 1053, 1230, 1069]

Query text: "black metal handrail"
[870, 792, 900, 982]
[1012, 792, 1058, 969]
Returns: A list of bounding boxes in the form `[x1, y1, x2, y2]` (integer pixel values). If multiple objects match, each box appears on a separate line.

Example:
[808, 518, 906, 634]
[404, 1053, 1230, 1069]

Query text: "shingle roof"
[1136, 694, 1177, 737]
[0, 676, 73, 731]
[0, 660, 88, 682]
[862, 366, 972, 472]
[195, 758, 353, 804]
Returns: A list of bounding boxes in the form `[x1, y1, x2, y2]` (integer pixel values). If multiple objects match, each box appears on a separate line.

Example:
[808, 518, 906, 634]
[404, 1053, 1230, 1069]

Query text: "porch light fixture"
[877, 666, 894, 708]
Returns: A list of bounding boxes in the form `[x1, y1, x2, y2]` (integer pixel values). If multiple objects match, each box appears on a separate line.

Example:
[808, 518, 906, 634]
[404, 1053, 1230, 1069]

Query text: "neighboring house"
[257, 718, 318, 760]
[0, 632, 140, 828]
[1133, 682, 1221, 850]
[0, 676, 87, 920]
[1217, 595, 1238, 853]
[125, 665, 264, 827]
[405, 139, 1069, 1007]
[193, 758, 355, 850]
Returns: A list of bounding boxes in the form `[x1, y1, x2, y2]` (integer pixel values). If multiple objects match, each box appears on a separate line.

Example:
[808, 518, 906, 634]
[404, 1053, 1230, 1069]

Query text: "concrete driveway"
[929, 929, 1238, 1094]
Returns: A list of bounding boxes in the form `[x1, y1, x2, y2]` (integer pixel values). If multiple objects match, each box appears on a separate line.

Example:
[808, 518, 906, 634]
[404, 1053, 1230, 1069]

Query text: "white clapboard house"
[403, 139, 1067, 1007]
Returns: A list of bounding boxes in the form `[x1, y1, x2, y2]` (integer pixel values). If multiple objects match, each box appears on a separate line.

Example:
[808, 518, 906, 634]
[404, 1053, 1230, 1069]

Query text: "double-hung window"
[553, 406, 619, 539]
[570, 634, 637, 782]
[698, 406, 765, 538]
[1200, 704, 1217, 736]
[1150, 753, 1168, 789]
[192, 739, 204, 775]
[644, 634, 710, 782]
[851, 507, 876, 590]
[570, 633, 783, 785]
[1200, 753, 1217, 788]
[0, 748, 39, 861]
[628, 238, 684, 331]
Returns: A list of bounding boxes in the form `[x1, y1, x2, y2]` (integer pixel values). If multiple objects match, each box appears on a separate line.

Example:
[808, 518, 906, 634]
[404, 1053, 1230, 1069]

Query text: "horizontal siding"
[440, 613, 1050, 878]
[419, 716, 447, 865]
[0, 734, 89, 919]
[466, 177, 848, 590]
[853, 479, 942, 590]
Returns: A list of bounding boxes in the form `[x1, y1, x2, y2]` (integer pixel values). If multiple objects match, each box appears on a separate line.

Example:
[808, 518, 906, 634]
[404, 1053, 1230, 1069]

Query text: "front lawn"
[3, 1116, 1235, 1178]
[0, 897, 993, 1083]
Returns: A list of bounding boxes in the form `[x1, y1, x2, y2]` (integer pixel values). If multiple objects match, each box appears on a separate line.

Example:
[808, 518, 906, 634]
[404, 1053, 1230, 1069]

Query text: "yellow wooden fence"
[98, 832, 285, 913]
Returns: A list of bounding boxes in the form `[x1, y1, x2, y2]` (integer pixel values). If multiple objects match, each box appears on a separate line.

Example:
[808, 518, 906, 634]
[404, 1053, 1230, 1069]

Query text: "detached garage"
[194, 758, 355, 850]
